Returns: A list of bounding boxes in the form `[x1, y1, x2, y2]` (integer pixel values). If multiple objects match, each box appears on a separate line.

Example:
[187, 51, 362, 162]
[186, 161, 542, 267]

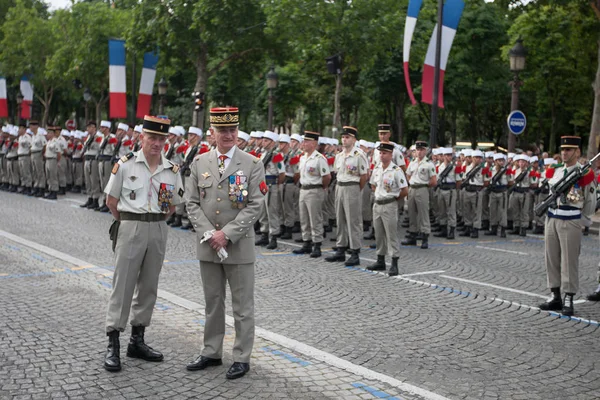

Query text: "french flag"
[109, 39, 127, 119]
[20, 76, 34, 119]
[403, 0, 423, 106]
[136, 51, 158, 119]
[421, 0, 465, 108]
[0, 76, 7, 118]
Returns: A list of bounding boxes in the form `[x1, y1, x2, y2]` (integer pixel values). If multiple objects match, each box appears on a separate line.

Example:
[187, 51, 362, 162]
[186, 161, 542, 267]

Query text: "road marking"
[401, 270, 446, 277]
[38, 198, 57, 203]
[475, 246, 528, 256]
[64, 199, 84, 204]
[438, 275, 548, 299]
[0, 229, 449, 400]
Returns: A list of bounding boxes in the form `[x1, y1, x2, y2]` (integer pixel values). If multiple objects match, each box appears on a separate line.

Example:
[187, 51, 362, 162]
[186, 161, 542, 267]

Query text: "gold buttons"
[216, 223, 220, 228]
[217, 198, 221, 202]
[216, 210, 220, 215]
[218, 185, 222, 189]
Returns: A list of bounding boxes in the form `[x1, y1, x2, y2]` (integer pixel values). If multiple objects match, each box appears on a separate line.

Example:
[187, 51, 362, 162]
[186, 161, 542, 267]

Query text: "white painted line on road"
[64, 198, 84, 204]
[0, 229, 450, 400]
[438, 275, 548, 299]
[38, 198, 57, 203]
[401, 270, 446, 277]
[474, 246, 529, 256]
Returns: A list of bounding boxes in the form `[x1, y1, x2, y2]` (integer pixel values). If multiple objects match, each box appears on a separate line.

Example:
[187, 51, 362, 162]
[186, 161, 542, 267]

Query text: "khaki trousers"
[281, 182, 298, 227]
[544, 217, 581, 294]
[105, 220, 168, 332]
[18, 156, 32, 188]
[481, 191, 490, 222]
[58, 156, 67, 187]
[323, 181, 336, 225]
[488, 191, 508, 227]
[0, 156, 6, 183]
[72, 160, 84, 186]
[84, 159, 101, 199]
[361, 184, 373, 222]
[266, 184, 282, 236]
[292, 182, 300, 225]
[335, 184, 362, 249]
[534, 192, 546, 227]
[200, 261, 255, 363]
[373, 201, 400, 258]
[31, 152, 45, 188]
[45, 158, 58, 191]
[7, 157, 20, 186]
[408, 186, 431, 234]
[509, 192, 530, 228]
[299, 188, 325, 243]
[98, 160, 112, 206]
[436, 189, 457, 227]
[462, 189, 483, 229]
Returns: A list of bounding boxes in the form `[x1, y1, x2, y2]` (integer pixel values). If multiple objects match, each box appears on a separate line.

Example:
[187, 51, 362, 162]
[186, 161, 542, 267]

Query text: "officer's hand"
[209, 230, 229, 250]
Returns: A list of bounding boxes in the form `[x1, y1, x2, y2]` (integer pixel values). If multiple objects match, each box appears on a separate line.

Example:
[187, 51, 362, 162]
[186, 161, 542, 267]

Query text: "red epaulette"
[482, 167, 490, 177]
[435, 165, 439, 173]
[176, 144, 188, 154]
[95, 136, 103, 143]
[327, 156, 335, 166]
[578, 169, 595, 187]
[108, 137, 118, 145]
[290, 155, 301, 165]
[164, 143, 169, 152]
[272, 153, 284, 163]
[405, 158, 410, 167]
[199, 144, 210, 155]
[123, 140, 132, 147]
[506, 168, 515, 176]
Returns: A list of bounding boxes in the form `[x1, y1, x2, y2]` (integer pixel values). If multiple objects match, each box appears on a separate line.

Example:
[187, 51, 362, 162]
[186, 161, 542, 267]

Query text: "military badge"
[259, 181, 269, 195]
[202, 172, 210, 179]
[158, 183, 175, 212]
[229, 175, 249, 208]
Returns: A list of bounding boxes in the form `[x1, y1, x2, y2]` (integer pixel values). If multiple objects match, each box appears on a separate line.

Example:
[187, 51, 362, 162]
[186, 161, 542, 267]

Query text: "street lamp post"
[508, 37, 527, 153]
[16, 93, 23, 123]
[83, 88, 91, 122]
[158, 77, 168, 116]
[266, 66, 278, 131]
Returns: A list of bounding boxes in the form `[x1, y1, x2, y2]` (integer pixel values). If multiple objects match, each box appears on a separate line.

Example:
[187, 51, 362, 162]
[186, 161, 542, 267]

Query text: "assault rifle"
[460, 164, 482, 190]
[534, 153, 600, 217]
[180, 145, 198, 177]
[485, 166, 508, 194]
[81, 133, 95, 154]
[435, 162, 455, 189]
[508, 166, 531, 195]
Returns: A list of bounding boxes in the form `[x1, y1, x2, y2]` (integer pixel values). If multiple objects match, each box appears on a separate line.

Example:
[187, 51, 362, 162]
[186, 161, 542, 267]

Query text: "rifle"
[81, 133, 95, 154]
[534, 152, 600, 217]
[435, 162, 455, 189]
[460, 164, 482, 190]
[485, 166, 508, 194]
[111, 138, 122, 164]
[165, 142, 175, 160]
[180, 145, 198, 177]
[508, 166, 531, 195]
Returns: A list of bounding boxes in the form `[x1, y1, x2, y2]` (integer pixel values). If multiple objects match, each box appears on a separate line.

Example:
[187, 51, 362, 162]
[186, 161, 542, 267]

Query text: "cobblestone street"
[1, 191, 600, 399]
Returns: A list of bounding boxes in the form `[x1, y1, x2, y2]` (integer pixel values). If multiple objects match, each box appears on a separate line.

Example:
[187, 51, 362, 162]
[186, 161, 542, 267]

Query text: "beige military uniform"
[462, 164, 485, 229]
[544, 164, 596, 294]
[371, 162, 407, 258]
[436, 162, 459, 228]
[83, 133, 102, 200]
[282, 149, 300, 229]
[406, 157, 436, 234]
[299, 150, 330, 243]
[30, 133, 46, 189]
[262, 149, 286, 236]
[44, 138, 61, 192]
[98, 134, 117, 206]
[333, 148, 368, 250]
[6, 137, 19, 187]
[486, 166, 512, 228]
[72, 142, 84, 188]
[509, 166, 533, 228]
[104, 150, 183, 333]
[17, 134, 33, 189]
[184, 147, 266, 363]
[57, 135, 68, 189]
[0, 138, 8, 185]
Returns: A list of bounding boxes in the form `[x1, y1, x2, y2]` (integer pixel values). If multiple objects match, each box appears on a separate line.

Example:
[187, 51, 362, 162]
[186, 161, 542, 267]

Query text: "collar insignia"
[202, 172, 210, 179]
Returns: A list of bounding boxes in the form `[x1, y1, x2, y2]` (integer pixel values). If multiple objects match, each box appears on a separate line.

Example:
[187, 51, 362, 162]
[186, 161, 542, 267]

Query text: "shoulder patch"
[172, 165, 180, 174]
[111, 163, 119, 175]
[120, 152, 134, 163]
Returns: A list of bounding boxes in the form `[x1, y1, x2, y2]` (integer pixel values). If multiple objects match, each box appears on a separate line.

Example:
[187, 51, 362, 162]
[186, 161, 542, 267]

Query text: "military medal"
[130, 192, 136, 200]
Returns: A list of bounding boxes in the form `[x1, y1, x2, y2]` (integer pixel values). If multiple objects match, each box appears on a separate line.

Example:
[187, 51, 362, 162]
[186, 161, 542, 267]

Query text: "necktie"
[218, 155, 227, 176]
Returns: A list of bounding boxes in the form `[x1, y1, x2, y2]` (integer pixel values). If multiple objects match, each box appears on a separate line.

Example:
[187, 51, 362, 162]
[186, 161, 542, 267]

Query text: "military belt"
[30, 150, 42, 154]
[120, 212, 165, 222]
[490, 185, 507, 193]
[410, 184, 428, 189]
[85, 155, 97, 161]
[439, 183, 456, 190]
[98, 155, 112, 161]
[301, 184, 322, 190]
[265, 175, 278, 185]
[72, 158, 83, 163]
[18, 154, 31, 158]
[375, 197, 397, 205]
[465, 186, 483, 192]
[512, 187, 529, 194]
[284, 177, 295, 184]
[337, 181, 359, 187]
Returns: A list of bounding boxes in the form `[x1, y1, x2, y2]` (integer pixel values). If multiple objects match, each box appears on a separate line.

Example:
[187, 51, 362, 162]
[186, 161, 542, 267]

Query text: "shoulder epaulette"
[170, 160, 180, 174]
[550, 163, 563, 169]
[578, 169, 595, 187]
[120, 152, 134, 163]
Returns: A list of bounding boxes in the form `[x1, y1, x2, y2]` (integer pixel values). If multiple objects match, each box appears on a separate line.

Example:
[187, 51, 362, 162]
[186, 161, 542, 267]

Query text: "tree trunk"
[193, 48, 209, 129]
[588, 39, 600, 159]
[549, 98, 557, 154]
[395, 99, 405, 145]
[332, 73, 342, 131]
[451, 109, 457, 146]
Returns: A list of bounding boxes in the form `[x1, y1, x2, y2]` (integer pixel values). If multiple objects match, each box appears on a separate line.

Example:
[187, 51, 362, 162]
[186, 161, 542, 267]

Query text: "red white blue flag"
[109, 39, 127, 119]
[0, 76, 7, 118]
[19, 76, 33, 119]
[421, 0, 465, 108]
[136, 51, 159, 119]
[403, 0, 423, 105]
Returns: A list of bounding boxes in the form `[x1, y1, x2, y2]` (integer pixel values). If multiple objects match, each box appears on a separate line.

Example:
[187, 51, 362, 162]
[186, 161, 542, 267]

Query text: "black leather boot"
[266, 236, 278, 250]
[587, 289, 600, 301]
[484, 225, 497, 236]
[294, 236, 305, 243]
[104, 331, 121, 372]
[58, 187, 66, 195]
[71, 185, 81, 193]
[388, 257, 399, 276]
[280, 226, 292, 239]
[344, 249, 360, 266]
[562, 293, 575, 316]
[509, 226, 520, 235]
[80, 197, 92, 207]
[533, 225, 544, 234]
[420, 234, 429, 249]
[171, 214, 183, 228]
[309, 242, 322, 258]
[519, 227, 527, 237]
[367, 255, 386, 271]
[292, 221, 301, 233]
[539, 288, 562, 311]
[325, 247, 346, 262]
[34, 189, 45, 197]
[87, 198, 99, 209]
[292, 241, 312, 254]
[470, 228, 479, 239]
[401, 232, 417, 246]
[459, 226, 471, 237]
[500, 226, 506, 238]
[255, 233, 269, 246]
[127, 326, 163, 362]
[583, 226, 590, 236]
[329, 218, 337, 228]
[481, 220, 490, 231]
[433, 225, 447, 237]
[45, 191, 58, 200]
[447, 226, 455, 240]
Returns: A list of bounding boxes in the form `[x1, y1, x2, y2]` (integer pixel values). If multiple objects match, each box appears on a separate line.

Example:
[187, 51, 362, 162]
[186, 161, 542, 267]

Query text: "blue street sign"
[507, 110, 526, 135]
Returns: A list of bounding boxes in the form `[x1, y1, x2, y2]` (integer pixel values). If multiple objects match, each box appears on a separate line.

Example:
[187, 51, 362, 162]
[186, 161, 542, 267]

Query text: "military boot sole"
[539, 301, 562, 311]
[366, 266, 386, 271]
[103, 361, 122, 372]
[127, 348, 164, 362]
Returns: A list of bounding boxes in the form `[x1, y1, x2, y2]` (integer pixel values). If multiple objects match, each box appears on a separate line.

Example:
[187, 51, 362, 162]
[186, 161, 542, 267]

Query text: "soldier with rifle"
[531, 158, 556, 234]
[433, 147, 461, 240]
[484, 153, 512, 237]
[80, 121, 103, 210]
[508, 155, 536, 236]
[177, 127, 203, 230]
[536, 136, 597, 316]
[458, 150, 487, 238]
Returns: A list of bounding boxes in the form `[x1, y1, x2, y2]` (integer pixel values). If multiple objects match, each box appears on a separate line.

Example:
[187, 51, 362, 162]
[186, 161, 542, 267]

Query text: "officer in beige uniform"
[325, 126, 368, 266]
[6, 126, 20, 192]
[292, 131, 331, 258]
[43, 127, 62, 200]
[103, 115, 183, 372]
[538, 136, 596, 316]
[366, 142, 408, 276]
[17, 121, 32, 195]
[80, 121, 103, 209]
[401, 141, 437, 249]
[184, 107, 266, 380]
[459, 150, 487, 238]
[433, 147, 460, 240]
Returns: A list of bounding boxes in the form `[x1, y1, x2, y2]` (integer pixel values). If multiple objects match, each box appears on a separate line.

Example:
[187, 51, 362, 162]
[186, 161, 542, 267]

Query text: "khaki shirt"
[370, 162, 408, 200]
[84, 133, 102, 156]
[299, 150, 330, 185]
[265, 150, 286, 176]
[17, 134, 32, 156]
[284, 149, 301, 177]
[6, 137, 18, 157]
[334, 148, 369, 183]
[464, 163, 485, 187]
[513, 167, 533, 188]
[44, 138, 61, 159]
[485, 166, 512, 186]
[407, 157, 436, 185]
[436, 162, 458, 184]
[31, 133, 46, 152]
[100, 133, 117, 156]
[105, 150, 184, 214]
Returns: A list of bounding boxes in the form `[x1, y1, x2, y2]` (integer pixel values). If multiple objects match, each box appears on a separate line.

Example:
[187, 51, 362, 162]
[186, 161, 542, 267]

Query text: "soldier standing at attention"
[97, 121, 117, 212]
[325, 126, 368, 266]
[184, 107, 266, 380]
[459, 150, 488, 239]
[29, 121, 46, 197]
[43, 127, 62, 200]
[508, 154, 534, 236]
[6, 126, 19, 192]
[278, 133, 299, 239]
[433, 147, 460, 240]
[485, 153, 512, 238]
[17, 121, 33, 195]
[292, 131, 331, 258]
[103, 115, 183, 372]
[80, 121, 103, 209]
[401, 141, 437, 249]
[366, 142, 408, 276]
[538, 136, 596, 316]
[71, 131, 85, 193]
